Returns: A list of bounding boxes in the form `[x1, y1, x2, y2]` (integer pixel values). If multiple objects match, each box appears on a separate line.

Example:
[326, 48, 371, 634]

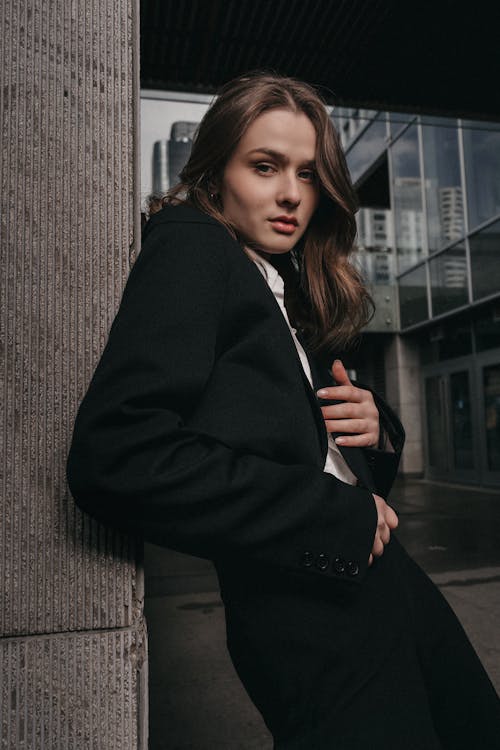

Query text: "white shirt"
[251, 252, 357, 486]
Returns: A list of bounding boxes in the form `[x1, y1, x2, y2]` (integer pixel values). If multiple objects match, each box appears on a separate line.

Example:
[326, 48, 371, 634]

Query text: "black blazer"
[67, 204, 404, 587]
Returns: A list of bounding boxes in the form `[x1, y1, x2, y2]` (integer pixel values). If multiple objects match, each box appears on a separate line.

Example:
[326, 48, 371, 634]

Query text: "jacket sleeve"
[67, 220, 378, 583]
[361, 386, 405, 499]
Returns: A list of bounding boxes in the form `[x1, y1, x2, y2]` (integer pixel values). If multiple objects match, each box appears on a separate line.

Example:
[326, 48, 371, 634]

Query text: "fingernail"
[316, 389, 328, 397]
[335, 437, 345, 445]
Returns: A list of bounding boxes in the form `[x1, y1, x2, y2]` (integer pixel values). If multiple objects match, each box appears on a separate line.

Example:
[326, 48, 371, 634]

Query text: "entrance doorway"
[423, 349, 500, 486]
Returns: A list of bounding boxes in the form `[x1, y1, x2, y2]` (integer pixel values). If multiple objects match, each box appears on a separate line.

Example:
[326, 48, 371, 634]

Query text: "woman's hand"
[369, 494, 399, 565]
[316, 359, 380, 448]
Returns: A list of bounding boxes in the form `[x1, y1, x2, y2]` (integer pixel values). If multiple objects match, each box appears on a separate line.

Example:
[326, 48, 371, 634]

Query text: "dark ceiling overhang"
[140, 0, 500, 121]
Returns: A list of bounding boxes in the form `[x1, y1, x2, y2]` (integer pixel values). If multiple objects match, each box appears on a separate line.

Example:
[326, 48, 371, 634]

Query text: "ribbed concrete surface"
[1, 0, 144, 746]
[1, 626, 146, 750]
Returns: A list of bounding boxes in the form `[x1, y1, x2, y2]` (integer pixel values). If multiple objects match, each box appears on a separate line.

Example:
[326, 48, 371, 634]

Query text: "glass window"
[399, 264, 428, 328]
[356, 207, 394, 251]
[469, 218, 500, 300]
[391, 126, 425, 273]
[425, 376, 447, 471]
[140, 94, 210, 204]
[450, 371, 475, 469]
[419, 319, 472, 364]
[483, 363, 500, 471]
[462, 123, 500, 230]
[474, 305, 500, 351]
[332, 107, 381, 151]
[355, 202, 395, 286]
[422, 125, 464, 253]
[388, 112, 415, 139]
[346, 116, 388, 184]
[429, 243, 468, 316]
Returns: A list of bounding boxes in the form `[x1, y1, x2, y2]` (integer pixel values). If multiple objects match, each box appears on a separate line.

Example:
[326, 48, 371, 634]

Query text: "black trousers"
[219, 539, 500, 750]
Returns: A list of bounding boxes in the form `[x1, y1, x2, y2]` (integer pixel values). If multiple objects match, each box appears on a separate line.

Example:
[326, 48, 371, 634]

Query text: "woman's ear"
[208, 176, 223, 206]
[206, 175, 217, 200]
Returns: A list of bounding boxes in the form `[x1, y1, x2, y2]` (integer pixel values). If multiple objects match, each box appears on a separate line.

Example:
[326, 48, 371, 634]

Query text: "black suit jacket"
[67, 204, 404, 586]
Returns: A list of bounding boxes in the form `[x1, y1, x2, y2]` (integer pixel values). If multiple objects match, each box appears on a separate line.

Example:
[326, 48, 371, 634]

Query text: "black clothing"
[67, 205, 500, 748]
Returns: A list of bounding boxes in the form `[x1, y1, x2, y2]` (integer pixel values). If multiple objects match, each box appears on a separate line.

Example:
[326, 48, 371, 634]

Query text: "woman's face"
[219, 108, 320, 254]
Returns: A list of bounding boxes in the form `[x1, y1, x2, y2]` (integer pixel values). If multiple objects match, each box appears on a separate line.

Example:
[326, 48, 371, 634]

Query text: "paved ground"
[144, 478, 500, 749]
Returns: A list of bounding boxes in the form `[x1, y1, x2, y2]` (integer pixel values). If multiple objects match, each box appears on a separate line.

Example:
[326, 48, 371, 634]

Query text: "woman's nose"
[277, 174, 301, 206]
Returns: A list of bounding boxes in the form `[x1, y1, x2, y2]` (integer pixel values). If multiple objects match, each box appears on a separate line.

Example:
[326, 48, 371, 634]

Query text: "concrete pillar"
[1, 1, 146, 747]
[385, 335, 424, 475]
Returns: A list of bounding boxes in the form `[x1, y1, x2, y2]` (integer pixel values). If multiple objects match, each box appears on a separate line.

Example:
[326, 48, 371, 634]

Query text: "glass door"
[477, 351, 500, 485]
[425, 375, 448, 473]
[423, 362, 478, 482]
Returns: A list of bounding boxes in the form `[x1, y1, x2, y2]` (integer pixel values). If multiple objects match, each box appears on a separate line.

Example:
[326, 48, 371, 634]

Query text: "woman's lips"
[269, 218, 298, 235]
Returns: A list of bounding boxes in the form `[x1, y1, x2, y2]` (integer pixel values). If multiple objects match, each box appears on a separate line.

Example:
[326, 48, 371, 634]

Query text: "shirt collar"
[247, 249, 282, 294]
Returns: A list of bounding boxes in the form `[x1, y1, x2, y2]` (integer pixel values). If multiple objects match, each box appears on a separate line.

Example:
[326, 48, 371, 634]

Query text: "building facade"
[334, 107, 500, 487]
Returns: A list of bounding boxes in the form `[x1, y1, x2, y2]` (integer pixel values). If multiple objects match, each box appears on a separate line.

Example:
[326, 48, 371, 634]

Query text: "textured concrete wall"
[1, 0, 145, 747]
[385, 335, 424, 475]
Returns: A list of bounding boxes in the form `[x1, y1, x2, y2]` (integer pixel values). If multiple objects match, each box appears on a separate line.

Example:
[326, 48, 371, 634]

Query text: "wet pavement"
[144, 478, 500, 749]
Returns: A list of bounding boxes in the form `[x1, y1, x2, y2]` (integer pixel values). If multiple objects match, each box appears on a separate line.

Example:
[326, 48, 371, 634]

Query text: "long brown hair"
[156, 72, 374, 352]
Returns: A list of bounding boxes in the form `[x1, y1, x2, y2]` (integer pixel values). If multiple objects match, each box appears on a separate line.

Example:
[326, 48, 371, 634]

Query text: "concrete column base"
[385, 335, 424, 475]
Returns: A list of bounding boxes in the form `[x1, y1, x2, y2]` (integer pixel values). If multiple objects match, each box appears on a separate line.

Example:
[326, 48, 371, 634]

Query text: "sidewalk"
[144, 478, 500, 750]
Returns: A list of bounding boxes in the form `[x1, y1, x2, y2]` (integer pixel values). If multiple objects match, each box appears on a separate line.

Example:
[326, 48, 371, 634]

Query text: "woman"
[67, 73, 500, 748]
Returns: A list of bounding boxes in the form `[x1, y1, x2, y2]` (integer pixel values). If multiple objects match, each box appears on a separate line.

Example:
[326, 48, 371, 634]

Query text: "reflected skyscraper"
[152, 121, 198, 194]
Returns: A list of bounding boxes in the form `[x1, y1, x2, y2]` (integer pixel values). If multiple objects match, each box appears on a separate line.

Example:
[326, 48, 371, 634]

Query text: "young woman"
[67, 73, 500, 749]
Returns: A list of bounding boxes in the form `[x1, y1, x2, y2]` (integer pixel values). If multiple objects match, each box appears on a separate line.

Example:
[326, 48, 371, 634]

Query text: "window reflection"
[391, 126, 425, 273]
[422, 125, 464, 253]
[399, 265, 428, 328]
[346, 117, 388, 184]
[355, 208, 395, 285]
[388, 112, 415, 139]
[463, 124, 500, 230]
[332, 107, 381, 151]
[419, 320, 472, 364]
[469, 218, 500, 300]
[429, 243, 468, 316]
[474, 305, 500, 352]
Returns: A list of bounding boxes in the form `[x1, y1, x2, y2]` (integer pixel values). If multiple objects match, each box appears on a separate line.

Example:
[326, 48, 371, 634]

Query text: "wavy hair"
[154, 72, 374, 352]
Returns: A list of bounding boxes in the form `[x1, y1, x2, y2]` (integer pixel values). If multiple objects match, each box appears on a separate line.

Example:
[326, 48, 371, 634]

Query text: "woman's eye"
[299, 169, 316, 182]
[254, 163, 275, 175]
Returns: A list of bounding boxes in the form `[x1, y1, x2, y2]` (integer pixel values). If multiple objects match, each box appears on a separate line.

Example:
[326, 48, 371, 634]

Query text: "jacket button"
[347, 561, 360, 576]
[301, 551, 314, 568]
[333, 556, 345, 574]
[316, 552, 330, 571]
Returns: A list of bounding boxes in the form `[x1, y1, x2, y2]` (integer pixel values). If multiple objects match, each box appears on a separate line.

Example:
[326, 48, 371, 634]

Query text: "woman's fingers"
[372, 535, 385, 557]
[385, 505, 399, 530]
[316, 384, 363, 402]
[323, 417, 367, 434]
[321, 409, 379, 446]
[370, 495, 398, 564]
[328, 432, 377, 448]
[316, 360, 380, 448]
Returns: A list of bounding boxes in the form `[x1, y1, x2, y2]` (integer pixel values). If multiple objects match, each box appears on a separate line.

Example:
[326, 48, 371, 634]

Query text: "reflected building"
[152, 121, 198, 195]
[333, 107, 500, 487]
[439, 186, 464, 243]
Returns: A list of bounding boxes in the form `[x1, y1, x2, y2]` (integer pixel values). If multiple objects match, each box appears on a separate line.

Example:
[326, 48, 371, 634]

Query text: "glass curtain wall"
[469, 218, 500, 300]
[391, 125, 424, 274]
[421, 120, 464, 253]
[340, 108, 500, 330]
[462, 122, 500, 231]
[393, 119, 500, 328]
